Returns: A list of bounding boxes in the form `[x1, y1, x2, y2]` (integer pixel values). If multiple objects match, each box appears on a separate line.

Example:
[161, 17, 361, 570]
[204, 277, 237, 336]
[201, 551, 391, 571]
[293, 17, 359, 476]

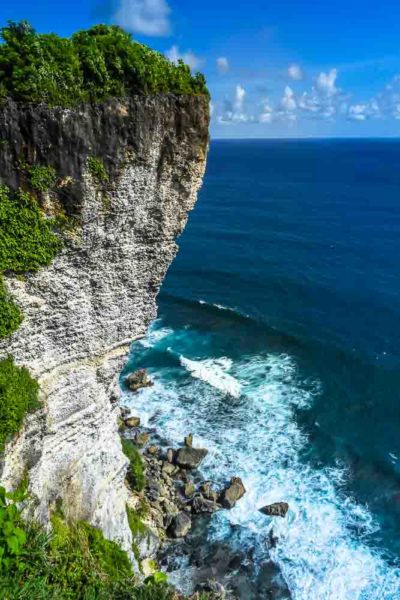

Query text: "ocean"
[121, 139, 400, 599]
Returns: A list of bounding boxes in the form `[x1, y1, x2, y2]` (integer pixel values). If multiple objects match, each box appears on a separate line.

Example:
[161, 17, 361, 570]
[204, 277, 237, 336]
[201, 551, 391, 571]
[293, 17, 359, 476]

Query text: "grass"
[87, 157, 108, 183]
[0, 357, 40, 453]
[121, 439, 146, 493]
[0, 185, 62, 339]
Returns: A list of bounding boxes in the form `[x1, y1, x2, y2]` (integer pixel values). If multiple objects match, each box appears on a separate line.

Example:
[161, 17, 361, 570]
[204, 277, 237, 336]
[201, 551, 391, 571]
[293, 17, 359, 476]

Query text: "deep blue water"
[123, 140, 400, 599]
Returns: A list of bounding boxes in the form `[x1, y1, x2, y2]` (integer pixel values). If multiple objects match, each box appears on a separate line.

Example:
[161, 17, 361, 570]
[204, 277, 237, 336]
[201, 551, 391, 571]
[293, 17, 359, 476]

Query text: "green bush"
[28, 165, 57, 192]
[122, 439, 146, 492]
[0, 357, 40, 453]
[0, 21, 209, 107]
[87, 157, 108, 182]
[0, 492, 174, 599]
[0, 185, 62, 338]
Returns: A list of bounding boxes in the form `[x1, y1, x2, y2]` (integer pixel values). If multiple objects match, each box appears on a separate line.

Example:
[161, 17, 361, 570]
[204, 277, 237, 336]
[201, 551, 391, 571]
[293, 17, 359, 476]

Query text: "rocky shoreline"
[120, 370, 292, 600]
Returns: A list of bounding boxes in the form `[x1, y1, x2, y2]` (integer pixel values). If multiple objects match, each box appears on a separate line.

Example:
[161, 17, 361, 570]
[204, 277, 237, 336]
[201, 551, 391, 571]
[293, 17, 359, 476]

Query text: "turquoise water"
[122, 140, 400, 599]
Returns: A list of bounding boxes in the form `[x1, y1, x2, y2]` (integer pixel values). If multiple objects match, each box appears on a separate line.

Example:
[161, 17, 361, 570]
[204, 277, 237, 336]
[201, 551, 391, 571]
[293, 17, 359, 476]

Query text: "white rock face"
[0, 96, 208, 556]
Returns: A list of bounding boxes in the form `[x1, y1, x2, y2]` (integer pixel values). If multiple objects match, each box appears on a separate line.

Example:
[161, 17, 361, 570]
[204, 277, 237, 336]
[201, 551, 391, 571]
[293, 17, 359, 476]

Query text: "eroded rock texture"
[0, 95, 209, 556]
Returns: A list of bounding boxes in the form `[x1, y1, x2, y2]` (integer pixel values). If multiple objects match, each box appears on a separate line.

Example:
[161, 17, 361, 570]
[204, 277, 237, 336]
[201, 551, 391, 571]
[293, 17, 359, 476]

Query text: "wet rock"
[166, 448, 175, 463]
[135, 431, 149, 447]
[147, 445, 159, 456]
[169, 512, 192, 538]
[124, 416, 141, 428]
[191, 494, 218, 514]
[184, 482, 196, 498]
[162, 462, 176, 476]
[196, 580, 227, 598]
[220, 477, 246, 509]
[259, 502, 289, 518]
[184, 433, 193, 447]
[175, 447, 208, 469]
[126, 369, 154, 393]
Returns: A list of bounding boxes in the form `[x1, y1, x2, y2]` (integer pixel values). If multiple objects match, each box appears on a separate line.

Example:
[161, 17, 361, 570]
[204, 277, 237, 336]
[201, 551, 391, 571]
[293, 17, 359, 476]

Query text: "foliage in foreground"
[0, 185, 62, 339]
[0, 357, 40, 453]
[0, 21, 209, 107]
[0, 487, 173, 600]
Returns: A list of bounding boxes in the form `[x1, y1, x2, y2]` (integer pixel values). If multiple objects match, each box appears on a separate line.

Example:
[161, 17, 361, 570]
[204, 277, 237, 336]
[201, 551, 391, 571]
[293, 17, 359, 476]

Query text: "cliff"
[0, 95, 209, 557]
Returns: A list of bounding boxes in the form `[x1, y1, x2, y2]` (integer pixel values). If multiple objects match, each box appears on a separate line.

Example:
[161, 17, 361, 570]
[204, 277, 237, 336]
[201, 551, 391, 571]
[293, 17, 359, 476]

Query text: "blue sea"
[122, 140, 400, 599]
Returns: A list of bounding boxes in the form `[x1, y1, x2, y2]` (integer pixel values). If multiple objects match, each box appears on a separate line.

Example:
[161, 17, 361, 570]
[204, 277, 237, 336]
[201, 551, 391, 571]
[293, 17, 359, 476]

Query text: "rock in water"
[169, 512, 192, 538]
[124, 416, 140, 428]
[184, 433, 193, 447]
[175, 447, 208, 469]
[220, 477, 246, 509]
[125, 369, 153, 393]
[259, 502, 289, 518]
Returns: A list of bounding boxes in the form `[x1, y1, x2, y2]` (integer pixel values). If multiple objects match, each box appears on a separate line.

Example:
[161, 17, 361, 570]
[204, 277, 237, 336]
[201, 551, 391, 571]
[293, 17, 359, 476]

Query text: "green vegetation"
[0, 185, 62, 338]
[0, 357, 40, 453]
[0, 489, 174, 599]
[0, 21, 209, 107]
[122, 439, 146, 492]
[28, 165, 57, 192]
[87, 157, 108, 183]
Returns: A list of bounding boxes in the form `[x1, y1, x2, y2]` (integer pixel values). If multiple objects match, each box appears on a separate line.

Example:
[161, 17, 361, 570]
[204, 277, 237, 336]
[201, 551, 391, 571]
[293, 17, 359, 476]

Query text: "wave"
[179, 355, 242, 398]
[122, 321, 400, 599]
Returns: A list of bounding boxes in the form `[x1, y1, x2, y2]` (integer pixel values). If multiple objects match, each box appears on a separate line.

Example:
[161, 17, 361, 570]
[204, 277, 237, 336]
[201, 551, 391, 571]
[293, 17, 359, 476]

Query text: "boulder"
[124, 416, 141, 428]
[175, 447, 208, 469]
[168, 512, 192, 538]
[184, 482, 196, 498]
[125, 369, 153, 393]
[135, 432, 149, 447]
[191, 494, 218, 514]
[220, 477, 246, 509]
[166, 448, 175, 463]
[184, 433, 193, 447]
[147, 445, 159, 456]
[259, 502, 289, 518]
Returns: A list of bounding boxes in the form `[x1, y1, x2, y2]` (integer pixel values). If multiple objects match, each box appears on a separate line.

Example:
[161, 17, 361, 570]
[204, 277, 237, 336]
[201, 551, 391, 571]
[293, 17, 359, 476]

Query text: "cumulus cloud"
[348, 104, 368, 121]
[316, 69, 338, 97]
[288, 64, 303, 81]
[217, 57, 229, 74]
[259, 99, 274, 123]
[165, 45, 202, 70]
[114, 0, 171, 36]
[218, 85, 253, 123]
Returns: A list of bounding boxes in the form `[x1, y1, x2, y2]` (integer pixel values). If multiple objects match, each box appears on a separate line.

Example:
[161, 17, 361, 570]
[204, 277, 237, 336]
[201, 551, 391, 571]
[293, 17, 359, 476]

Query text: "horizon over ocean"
[122, 138, 400, 599]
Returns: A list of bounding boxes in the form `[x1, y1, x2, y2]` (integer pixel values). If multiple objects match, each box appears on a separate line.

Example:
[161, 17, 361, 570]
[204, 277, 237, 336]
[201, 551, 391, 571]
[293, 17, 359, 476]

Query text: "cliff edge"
[0, 94, 209, 557]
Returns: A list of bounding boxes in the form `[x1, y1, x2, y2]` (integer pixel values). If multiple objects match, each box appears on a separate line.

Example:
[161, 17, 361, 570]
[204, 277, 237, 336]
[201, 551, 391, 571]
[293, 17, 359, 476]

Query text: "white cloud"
[288, 64, 303, 80]
[218, 85, 253, 124]
[114, 0, 171, 36]
[259, 99, 274, 123]
[316, 69, 338, 97]
[165, 45, 202, 71]
[217, 57, 229, 74]
[281, 85, 297, 112]
[348, 104, 368, 121]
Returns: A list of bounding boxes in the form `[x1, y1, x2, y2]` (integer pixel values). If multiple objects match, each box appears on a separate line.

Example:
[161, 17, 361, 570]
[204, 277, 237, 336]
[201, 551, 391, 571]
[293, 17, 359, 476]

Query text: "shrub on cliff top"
[0, 21, 209, 106]
[0, 357, 40, 452]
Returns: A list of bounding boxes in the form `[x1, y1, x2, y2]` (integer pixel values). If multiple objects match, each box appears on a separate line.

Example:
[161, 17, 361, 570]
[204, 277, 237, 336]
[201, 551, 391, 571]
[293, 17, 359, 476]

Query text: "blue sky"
[3, 0, 400, 138]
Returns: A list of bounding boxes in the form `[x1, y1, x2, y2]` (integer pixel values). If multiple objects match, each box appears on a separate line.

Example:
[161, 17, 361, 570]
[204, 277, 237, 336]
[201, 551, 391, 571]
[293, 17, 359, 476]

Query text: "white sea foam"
[123, 326, 400, 600]
[179, 355, 242, 398]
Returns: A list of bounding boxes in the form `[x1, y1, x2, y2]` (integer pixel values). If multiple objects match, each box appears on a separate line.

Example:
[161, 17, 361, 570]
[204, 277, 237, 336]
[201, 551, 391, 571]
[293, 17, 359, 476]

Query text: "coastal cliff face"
[0, 95, 209, 555]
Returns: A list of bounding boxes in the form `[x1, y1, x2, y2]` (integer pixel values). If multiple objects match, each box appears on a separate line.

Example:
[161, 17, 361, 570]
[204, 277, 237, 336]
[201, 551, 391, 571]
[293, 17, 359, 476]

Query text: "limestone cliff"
[0, 95, 209, 556]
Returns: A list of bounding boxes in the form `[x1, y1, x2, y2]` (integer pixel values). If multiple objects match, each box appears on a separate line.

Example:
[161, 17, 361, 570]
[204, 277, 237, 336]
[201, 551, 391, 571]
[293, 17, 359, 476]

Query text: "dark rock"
[168, 512, 192, 538]
[125, 369, 153, 393]
[175, 447, 208, 469]
[124, 416, 140, 428]
[184, 482, 196, 498]
[196, 580, 227, 598]
[166, 448, 175, 463]
[220, 477, 246, 509]
[259, 502, 289, 518]
[191, 494, 217, 514]
[184, 433, 193, 447]
[135, 431, 149, 447]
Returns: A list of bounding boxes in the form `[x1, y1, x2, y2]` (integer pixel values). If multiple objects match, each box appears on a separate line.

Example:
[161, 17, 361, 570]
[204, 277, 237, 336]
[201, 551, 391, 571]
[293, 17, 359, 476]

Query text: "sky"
[2, 0, 400, 138]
